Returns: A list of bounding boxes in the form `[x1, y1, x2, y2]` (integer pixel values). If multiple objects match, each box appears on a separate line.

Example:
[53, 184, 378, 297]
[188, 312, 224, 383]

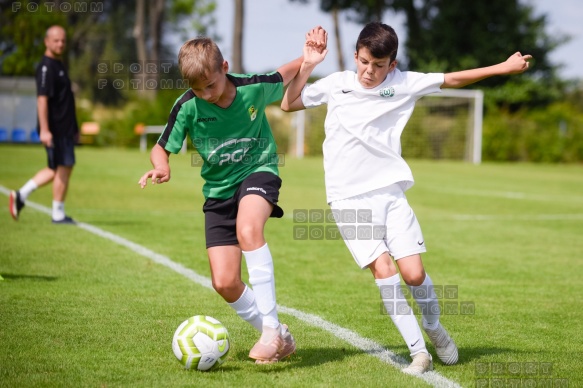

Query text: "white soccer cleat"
[423, 322, 458, 365]
[403, 352, 433, 374]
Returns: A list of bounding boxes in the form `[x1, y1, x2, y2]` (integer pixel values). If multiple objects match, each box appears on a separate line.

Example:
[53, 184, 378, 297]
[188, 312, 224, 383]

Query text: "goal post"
[436, 88, 484, 164]
[291, 88, 484, 164]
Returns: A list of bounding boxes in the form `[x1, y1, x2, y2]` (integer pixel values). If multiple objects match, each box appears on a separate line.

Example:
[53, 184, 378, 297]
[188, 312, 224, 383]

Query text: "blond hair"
[178, 38, 224, 87]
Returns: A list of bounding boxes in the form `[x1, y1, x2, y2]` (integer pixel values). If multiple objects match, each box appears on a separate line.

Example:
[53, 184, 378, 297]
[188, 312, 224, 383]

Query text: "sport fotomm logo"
[207, 137, 256, 166]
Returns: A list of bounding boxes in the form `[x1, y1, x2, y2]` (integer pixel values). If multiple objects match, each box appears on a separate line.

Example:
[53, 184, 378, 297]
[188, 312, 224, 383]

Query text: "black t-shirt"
[36, 55, 78, 138]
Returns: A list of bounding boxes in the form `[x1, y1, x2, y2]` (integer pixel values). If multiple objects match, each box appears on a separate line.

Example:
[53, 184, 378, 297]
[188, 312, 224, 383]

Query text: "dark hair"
[356, 22, 398, 62]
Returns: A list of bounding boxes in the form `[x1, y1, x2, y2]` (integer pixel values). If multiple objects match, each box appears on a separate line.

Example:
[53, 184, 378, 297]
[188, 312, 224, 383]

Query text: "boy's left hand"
[504, 52, 533, 74]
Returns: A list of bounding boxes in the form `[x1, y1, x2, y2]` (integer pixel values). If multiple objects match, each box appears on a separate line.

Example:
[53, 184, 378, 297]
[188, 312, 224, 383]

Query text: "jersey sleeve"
[406, 72, 444, 98]
[36, 62, 54, 97]
[262, 71, 284, 104]
[157, 92, 193, 154]
[300, 73, 337, 108]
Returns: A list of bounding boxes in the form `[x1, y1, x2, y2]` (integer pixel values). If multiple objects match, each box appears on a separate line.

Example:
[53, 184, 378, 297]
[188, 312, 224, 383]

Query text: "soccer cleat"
[9, 190, 25, 220]
[249, 325, 283, 362]
[276, 324, 296, 360]
[52, 216, 76, 225]
[403, 352, 433, 375]
[255, 324, 297, 364]
[423, 322, 458, 365]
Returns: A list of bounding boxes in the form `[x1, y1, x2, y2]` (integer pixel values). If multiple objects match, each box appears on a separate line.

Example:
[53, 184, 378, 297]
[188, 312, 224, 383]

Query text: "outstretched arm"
[442, 52, 532, 89]
[281, 26, 328, 112]
[138, 143, 171, 188]
[277, 56, 304, 87]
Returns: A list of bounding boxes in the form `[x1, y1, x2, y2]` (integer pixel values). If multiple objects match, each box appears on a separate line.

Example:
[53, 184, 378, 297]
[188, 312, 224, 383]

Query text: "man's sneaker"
[423, 322, 458, 365]
[249, 325, 282, 362]
[52, 216, 76, 225]
[9, 191, 25, 220]
[403, 352, 433, 375]
[255, 324, 296, 364]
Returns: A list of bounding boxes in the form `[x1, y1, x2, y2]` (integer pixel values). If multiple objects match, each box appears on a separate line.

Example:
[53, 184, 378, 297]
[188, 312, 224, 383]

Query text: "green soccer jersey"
[158, 72, 283, 199]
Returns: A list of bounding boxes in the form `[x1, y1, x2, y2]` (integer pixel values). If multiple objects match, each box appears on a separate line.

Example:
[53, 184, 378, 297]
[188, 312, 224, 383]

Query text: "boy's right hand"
[138, 168, 170, 188]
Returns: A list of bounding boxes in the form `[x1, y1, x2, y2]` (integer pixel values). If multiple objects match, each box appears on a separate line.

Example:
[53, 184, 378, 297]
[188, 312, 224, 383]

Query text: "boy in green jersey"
[139, 27, 328, 364]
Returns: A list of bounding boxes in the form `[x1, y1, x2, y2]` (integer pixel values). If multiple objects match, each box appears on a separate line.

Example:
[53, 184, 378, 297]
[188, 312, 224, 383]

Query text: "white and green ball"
[172, 315, 230, 371]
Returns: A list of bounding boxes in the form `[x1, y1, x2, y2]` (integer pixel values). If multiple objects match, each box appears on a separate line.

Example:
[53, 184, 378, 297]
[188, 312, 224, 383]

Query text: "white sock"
[52, 201, 65, 221]
[19, 179, 38, 201]
[244, 243, 279, 329]
[376, 274, 427, 357]
[408, 274, 440, 329]
[227, 285, 263, 332]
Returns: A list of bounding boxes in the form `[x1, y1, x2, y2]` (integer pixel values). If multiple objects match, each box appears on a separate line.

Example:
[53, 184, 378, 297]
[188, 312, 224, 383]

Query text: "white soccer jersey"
[301, 69, 444, 203]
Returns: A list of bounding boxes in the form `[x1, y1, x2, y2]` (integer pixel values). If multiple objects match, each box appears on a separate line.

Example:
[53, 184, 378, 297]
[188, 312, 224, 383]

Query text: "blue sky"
[211, 0, 583, 80]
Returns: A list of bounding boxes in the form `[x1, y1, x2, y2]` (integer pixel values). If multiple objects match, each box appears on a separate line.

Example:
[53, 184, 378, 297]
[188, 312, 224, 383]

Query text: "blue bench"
[0, 128, 8, 142]
[11, 128, 27, 143]
[29, 129, 40, 143]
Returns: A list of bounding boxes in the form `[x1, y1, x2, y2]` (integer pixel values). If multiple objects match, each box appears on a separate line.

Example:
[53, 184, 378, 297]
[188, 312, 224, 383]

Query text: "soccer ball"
[172, 315, 231, 371]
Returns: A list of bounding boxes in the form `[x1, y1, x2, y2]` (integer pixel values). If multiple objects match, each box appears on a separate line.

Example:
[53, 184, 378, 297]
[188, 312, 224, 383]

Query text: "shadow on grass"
[0, 273, 58, 281]
[228, 346, 365, 371]
[451, 346, 515, 365]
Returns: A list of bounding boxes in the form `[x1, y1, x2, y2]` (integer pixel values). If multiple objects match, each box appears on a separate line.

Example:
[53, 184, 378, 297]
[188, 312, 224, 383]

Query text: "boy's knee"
[212, 277, 241, 301]
[237, 224, 264, 250]
[401, 270, 426, 286]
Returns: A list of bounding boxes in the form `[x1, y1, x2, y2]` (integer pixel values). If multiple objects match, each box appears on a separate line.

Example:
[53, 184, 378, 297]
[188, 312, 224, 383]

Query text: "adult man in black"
[9, 25, 78, 224]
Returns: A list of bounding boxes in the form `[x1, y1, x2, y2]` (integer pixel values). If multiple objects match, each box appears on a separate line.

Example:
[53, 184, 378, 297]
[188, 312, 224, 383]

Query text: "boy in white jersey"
[138, 28, 327, 364]
[282, 22, 531, 374]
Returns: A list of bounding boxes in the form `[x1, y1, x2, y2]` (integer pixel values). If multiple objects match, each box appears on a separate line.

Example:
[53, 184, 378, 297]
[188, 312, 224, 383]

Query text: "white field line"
[423, 186, 582, 203]
[282, 212, 583, 222]
[449, 214, 583, 221]
[0, 185, 461, 388]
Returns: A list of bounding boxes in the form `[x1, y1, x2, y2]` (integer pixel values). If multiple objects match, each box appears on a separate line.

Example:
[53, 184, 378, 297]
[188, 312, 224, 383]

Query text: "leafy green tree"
[292, 0, 567, 108]
[0, 0, 67, 75]
[392, 0, 566, 108]
[1, 0, 217, 104]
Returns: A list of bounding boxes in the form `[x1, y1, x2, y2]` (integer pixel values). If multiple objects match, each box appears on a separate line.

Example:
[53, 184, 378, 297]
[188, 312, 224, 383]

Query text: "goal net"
[288, 88, 483, 164]
[402, 89, 483, 164]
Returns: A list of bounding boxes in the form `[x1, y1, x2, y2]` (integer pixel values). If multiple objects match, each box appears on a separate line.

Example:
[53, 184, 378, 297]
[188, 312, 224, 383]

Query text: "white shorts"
[330, 184, 426, 269]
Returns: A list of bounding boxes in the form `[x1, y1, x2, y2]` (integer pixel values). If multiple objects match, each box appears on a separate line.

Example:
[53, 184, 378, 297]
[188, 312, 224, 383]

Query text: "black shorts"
[46, 136, 76, 170]
[203, 172, 284, 248]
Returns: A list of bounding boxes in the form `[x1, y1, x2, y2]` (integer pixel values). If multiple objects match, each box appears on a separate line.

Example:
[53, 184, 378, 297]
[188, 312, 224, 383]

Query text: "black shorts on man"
[46, 136, 76, 169]
[203, 172, 284, 248]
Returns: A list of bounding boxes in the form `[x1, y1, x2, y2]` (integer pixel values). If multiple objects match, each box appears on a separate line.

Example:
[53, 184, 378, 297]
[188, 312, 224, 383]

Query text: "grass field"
[1, 144, 582, 387]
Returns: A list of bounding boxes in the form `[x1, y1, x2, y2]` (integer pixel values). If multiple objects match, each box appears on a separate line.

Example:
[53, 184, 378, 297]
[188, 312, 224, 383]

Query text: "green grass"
[1, 145, 582, 387]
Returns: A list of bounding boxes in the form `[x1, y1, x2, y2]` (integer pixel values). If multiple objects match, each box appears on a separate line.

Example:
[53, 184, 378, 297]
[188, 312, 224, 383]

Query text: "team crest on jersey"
[379, 87, 395, 98]
[248, 106, 257, 121]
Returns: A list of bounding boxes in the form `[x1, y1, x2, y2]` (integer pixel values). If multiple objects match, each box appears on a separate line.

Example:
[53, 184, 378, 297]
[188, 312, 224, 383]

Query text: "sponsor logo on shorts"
[247, 187, 266, 194]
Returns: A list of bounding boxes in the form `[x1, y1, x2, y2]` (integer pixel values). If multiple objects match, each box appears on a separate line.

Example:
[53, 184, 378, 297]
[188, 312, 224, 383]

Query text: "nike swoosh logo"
[341, 89, 353, 94]
[418, 241, 424, 245]
[410, 339, 420, 347]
